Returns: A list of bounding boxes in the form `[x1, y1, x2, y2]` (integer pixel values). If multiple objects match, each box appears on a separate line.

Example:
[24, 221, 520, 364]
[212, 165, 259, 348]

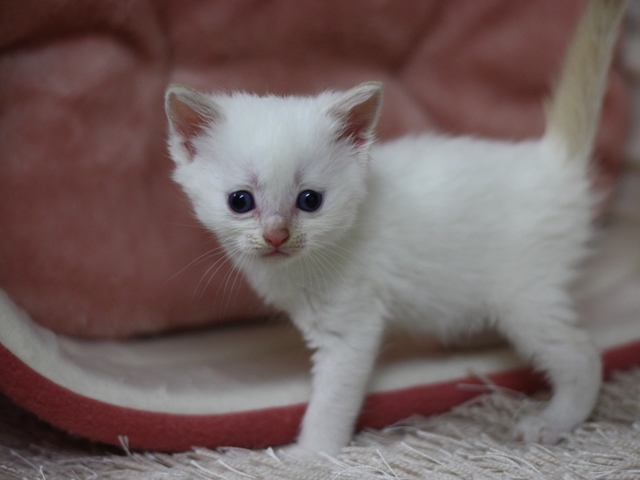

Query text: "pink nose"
[263, 229, 290, 248]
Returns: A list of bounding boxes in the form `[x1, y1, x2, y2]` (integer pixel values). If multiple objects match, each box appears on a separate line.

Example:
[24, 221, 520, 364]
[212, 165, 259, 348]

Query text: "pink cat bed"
[1, 0, 636, 452]
[2, 162, 640, 451]
[2, 271, 640, 452]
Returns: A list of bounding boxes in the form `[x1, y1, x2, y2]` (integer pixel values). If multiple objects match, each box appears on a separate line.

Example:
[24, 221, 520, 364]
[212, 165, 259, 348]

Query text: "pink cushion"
[0, 0, 627, 338]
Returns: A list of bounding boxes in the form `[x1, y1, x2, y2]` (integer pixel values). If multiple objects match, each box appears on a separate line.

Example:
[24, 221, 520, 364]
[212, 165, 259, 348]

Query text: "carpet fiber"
[1, 368, 639, 479]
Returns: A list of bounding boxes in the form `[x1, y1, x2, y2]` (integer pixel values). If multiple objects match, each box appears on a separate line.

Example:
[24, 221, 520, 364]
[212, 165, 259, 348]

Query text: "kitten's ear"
[165, 84, 222, 163]
[328, 82, 383, 151]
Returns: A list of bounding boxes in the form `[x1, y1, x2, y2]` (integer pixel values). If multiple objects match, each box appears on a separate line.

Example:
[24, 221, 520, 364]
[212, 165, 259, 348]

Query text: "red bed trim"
[0, 340, 638, 452]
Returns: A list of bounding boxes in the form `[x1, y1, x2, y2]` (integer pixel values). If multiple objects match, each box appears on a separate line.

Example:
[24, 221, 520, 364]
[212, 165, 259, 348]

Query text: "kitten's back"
[362, 135, 590, 314]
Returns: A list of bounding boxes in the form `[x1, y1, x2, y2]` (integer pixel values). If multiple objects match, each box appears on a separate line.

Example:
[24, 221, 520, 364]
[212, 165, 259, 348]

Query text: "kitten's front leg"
[293, 308, 385, 457]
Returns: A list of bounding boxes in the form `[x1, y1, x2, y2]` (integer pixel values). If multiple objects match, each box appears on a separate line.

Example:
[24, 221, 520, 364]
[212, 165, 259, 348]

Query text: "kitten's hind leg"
[496, 296, 601, 444]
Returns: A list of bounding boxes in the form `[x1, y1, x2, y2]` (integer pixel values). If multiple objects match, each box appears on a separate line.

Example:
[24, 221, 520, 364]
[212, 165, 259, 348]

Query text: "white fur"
[165, 0, 625, 456]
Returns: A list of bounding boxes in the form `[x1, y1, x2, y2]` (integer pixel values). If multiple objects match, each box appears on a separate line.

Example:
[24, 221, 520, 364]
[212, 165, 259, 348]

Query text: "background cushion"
[0, 0, 627, 338]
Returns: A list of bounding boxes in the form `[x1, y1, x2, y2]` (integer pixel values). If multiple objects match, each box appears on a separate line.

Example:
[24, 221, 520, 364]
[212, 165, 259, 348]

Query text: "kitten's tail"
[544, 0, 626, 162]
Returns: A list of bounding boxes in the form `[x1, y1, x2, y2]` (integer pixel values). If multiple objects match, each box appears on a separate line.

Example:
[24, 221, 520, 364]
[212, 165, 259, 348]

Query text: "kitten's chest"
[245, 263, 335, 315]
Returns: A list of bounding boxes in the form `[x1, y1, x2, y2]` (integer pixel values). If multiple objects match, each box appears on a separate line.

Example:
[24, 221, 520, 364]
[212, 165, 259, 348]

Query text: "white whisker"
[194, 244, 240, 306]
[314, 239, 366, 269]
[224, 250, 253, 315]
[166, 245, 227, 284]
[305, 249, 330, 293]
[311, 247, 348, 286]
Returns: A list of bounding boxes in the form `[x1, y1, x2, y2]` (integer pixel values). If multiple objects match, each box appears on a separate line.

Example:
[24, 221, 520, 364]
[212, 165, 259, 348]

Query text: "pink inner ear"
[336, 95, 380, 148]
[168, 94, 214, 158]
[338, 113, 369, 147]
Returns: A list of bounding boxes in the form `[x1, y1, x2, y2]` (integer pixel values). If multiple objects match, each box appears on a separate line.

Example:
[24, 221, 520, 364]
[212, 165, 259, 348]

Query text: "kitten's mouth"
[259, 242, 304, 261]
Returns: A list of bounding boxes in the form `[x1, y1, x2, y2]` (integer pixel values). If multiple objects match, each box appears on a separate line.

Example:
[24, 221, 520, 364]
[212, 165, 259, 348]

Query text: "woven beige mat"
[1, 368, 639, 479]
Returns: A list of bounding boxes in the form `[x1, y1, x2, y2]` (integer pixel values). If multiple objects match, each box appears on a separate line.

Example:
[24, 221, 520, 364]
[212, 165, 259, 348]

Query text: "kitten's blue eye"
[296, 190, 323, 212]
[228, 191, 255, 213]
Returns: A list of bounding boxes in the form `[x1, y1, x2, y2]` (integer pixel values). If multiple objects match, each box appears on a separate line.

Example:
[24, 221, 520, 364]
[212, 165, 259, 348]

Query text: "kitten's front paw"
[513, 415, 563, 444]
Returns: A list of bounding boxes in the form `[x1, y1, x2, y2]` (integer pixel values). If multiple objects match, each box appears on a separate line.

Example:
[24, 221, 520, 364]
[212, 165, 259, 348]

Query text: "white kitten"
[165, 0, 625, 456]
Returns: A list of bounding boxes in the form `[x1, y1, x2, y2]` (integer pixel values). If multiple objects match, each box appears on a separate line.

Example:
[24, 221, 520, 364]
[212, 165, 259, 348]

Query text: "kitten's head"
[165, 82, 383, 266]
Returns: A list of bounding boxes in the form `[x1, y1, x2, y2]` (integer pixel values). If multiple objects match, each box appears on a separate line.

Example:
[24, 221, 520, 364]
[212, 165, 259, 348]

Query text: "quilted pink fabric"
[0, 0, 628, 338]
